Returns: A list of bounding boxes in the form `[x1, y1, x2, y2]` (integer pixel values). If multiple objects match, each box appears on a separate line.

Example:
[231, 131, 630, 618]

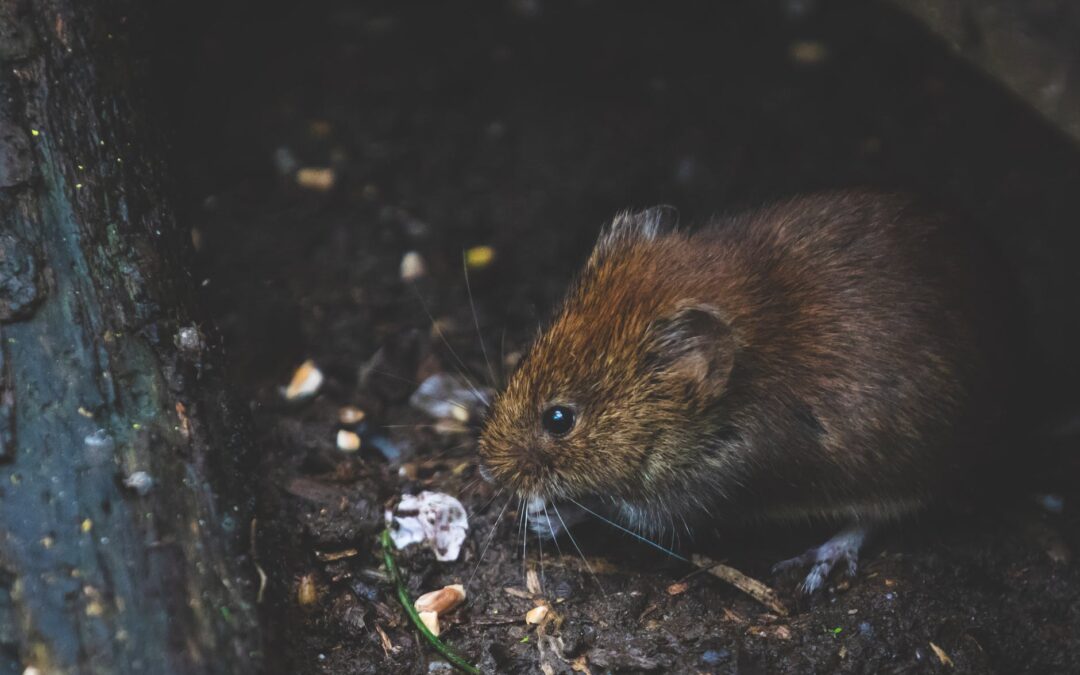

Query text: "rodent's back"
[702, 193, 1007, 519]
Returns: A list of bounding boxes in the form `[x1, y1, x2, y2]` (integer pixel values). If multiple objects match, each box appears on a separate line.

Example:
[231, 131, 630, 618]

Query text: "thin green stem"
[380, 530, 480, 674]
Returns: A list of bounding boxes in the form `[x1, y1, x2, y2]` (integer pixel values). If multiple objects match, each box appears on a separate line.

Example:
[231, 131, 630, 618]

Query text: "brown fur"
[479, 191, 1013, 534]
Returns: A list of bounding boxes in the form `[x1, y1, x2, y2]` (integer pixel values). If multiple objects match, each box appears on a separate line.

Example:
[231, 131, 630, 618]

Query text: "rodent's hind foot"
[771, 525, 869, 594]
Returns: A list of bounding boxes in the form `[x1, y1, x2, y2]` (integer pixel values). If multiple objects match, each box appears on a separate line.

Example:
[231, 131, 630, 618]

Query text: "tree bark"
[889, 0, 1080, 145]
[0, 1, 259, 673]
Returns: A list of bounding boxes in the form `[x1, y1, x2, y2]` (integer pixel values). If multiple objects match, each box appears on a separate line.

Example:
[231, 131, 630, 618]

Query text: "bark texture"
[890, 0, 1080, 145]
[0, 1, 259, 672]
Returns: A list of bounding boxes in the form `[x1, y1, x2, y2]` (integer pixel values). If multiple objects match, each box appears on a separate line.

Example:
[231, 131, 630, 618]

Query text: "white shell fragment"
[385, 491, 469, 561]
[336, 430, 361, 452]
[409, 373, 491, 425]
[414, 584, 466, 615]
[284, 360, 324, 400]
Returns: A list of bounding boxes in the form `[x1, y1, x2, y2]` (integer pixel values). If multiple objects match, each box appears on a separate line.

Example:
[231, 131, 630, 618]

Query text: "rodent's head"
[479, 208, 739, 520]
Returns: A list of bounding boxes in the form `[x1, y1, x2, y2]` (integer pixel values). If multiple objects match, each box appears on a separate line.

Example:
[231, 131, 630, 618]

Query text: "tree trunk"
[0, 1, 259, 673]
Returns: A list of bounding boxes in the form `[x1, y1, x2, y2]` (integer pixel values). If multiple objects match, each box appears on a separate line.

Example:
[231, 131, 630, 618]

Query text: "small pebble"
[1036, 493, 1065, 514]
[400, 251, 426, 282]
[336, 430, 361, 452]
[123, 471, 154, 496]
[175, 325, 203, 353]
[789, 40, 828, 65]
[295, 167, 336, 191]
[465, 245, 495, 269]
[273, 147, 298, 175]
[338, 406, 366, 425]
[701, 649, 730, 665]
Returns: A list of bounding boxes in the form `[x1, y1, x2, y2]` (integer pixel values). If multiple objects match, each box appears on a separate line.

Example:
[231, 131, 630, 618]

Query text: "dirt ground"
[163, 1, 1080, 672]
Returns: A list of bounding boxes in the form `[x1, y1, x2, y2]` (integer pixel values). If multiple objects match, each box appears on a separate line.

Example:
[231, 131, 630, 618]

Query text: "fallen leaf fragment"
[691, 554, 789, 616]
[284, 360, 323, 400]
[525, 605, 549, 625]
[414, 584, 466, 615]
[930, 641, 954, 667]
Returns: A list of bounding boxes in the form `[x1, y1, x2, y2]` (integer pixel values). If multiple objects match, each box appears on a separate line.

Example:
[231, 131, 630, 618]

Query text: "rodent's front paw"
[772, 525, 868, 594]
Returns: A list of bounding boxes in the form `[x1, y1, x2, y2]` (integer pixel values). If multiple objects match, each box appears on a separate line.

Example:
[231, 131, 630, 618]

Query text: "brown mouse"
[478, 191, 1014, 592]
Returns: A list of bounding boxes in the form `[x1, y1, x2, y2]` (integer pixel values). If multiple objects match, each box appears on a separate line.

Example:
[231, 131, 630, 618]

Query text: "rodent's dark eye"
[541, 405, 575, 436]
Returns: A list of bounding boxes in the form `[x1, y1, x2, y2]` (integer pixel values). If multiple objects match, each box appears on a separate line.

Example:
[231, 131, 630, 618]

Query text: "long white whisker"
[408, 284, 490, 406]
[552, 502, 605, 595]
[365, 368, 473, 416]
[565, 497, 688, 562]
[462, 251, 498, 389]
[536, 517, 545, 593]
[475, 487, 505, 515]
[467, 494, 512, 588]
[541, 501, 564, 560]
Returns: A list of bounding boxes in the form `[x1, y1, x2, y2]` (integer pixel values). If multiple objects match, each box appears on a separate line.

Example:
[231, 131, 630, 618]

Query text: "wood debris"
[929, 642, 954, 667]
[691, 554, 789, 616]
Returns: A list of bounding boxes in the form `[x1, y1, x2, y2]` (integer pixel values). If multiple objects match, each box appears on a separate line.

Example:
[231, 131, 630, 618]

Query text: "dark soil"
[164, 0, 1080, 672]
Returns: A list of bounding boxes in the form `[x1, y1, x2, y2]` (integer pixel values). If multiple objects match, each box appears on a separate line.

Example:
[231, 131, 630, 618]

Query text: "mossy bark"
[0, 1, 259, 673]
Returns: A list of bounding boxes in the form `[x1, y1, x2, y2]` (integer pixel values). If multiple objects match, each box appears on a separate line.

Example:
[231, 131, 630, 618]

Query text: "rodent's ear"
[645, 303, 734, 396]
[595, 205, 680, 255]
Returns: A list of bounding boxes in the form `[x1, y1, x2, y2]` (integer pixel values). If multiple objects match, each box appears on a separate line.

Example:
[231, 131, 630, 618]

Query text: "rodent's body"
[479, 192, 1012, 569]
